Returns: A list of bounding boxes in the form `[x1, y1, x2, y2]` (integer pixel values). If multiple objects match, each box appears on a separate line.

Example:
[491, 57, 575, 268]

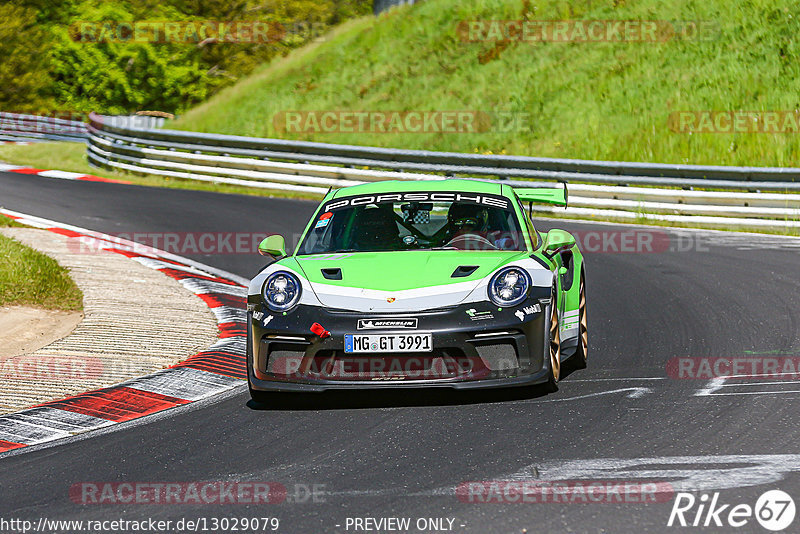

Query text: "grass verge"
[0, 218, 83, 311]
[0, 216, 26, 228]
[0, 142, 322, 201]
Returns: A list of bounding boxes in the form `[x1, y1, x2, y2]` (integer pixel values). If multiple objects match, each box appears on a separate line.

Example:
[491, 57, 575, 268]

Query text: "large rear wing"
[513, 183, 568, 208]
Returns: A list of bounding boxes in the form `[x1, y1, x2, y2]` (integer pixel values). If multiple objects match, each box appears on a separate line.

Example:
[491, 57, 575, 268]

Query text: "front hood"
[294, 250, 529, 312]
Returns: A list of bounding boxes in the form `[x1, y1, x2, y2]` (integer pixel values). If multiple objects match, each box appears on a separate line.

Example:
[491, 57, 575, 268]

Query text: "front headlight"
[488, 267, 531, 307]
[263, 271, 302, 312]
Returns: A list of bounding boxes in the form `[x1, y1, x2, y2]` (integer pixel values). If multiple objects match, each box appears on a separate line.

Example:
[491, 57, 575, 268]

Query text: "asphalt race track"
[2, 170, 800, 533]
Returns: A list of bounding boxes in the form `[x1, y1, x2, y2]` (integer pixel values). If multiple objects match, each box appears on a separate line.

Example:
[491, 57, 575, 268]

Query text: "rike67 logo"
[668, 490, 796, 531]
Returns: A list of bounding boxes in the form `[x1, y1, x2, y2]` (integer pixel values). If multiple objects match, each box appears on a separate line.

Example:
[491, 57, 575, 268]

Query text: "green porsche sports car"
[246, 179, 587, 398]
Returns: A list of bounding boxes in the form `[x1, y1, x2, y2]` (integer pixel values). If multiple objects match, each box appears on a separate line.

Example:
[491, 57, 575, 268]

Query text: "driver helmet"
[447, 203, 489, 234]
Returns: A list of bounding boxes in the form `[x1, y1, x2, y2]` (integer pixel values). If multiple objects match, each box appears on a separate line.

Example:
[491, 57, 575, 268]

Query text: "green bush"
[1, 0, 371, 115]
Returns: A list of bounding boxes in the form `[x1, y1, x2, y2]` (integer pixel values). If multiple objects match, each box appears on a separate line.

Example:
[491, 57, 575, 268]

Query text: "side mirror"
[258, 235, 287, 258]
[543, 229, 575, 255]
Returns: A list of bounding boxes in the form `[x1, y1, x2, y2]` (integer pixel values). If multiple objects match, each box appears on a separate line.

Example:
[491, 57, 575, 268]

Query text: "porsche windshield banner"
[323, 192, 511, 212]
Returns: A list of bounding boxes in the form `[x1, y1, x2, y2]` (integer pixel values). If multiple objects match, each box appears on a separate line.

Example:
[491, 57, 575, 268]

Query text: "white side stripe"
[37, 170, 87, 179]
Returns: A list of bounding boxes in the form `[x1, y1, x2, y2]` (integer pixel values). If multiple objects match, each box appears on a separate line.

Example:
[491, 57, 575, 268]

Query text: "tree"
[0, 4, 56, 112]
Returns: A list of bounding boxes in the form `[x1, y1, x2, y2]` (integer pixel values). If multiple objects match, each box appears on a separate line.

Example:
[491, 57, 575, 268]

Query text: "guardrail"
[0, 112, 87, 143]
[82, 112, 800, 229]
[374, 0, 418, 15]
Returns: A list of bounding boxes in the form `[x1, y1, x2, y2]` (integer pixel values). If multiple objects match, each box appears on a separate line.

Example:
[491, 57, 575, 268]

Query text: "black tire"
[246, 345, 276, 405]
[245, 316, 270, 404]
[248, 385, 273, 404]
[544, 285, 561, 393]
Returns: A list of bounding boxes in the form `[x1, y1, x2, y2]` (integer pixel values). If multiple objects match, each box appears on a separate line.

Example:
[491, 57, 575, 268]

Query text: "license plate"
[344, 333, 433, 353]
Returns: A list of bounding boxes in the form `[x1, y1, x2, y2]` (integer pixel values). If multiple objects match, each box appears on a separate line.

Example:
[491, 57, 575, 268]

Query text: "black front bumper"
[247, 296, 552, 392]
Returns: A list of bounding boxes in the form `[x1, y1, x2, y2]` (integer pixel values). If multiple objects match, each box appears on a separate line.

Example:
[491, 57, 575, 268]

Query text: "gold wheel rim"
[579, 277, 588, 361]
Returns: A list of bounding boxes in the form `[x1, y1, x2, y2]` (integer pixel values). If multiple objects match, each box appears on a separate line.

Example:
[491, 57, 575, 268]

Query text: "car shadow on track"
[247, 373, 581, 411]
[246, 387, 548, 411]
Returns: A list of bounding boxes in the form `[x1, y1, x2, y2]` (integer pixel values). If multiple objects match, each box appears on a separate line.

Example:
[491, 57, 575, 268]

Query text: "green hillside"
[172, 0, 800, 167]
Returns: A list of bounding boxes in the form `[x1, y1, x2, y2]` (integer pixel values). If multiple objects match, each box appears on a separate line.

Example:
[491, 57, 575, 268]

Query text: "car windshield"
[298, 192, 527, 254]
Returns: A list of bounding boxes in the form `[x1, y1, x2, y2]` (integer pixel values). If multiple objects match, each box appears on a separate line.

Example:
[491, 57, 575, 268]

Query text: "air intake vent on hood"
[451, 265, 479, 278]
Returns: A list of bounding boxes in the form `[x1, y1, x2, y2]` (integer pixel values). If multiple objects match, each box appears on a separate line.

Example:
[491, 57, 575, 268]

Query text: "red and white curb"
[0, 209, 249, 454]
[0, 163, 129, 184]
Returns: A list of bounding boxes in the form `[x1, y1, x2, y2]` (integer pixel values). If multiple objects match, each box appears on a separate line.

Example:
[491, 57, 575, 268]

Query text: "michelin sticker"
[358, 318, 418, 330]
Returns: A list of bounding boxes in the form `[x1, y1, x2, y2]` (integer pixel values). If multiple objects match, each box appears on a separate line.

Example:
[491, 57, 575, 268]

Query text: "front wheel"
[544, 286, 561, 392]
[574, 272, 588, 369]
[246, 317, 271, 405]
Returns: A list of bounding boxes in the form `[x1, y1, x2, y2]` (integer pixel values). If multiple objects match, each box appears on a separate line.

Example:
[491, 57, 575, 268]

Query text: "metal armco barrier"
[373, 0, 418, 15]
[0, 112, 87, 143]
[81, 112, 800, 229]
